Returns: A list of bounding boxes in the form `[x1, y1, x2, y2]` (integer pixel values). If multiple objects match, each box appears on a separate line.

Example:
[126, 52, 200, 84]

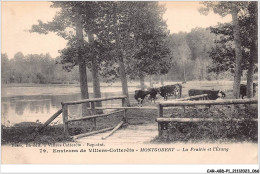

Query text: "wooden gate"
[61, 96, 128, 139]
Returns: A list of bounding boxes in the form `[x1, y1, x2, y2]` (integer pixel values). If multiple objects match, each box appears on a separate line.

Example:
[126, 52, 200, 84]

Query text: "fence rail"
[159, 98, 258, 107]
[157, 97, 258, 139]
[61, 95, 128, 138]
[156, 117, 258, 123]
[174, 94, 208, 101]
[66, 109, 125, 123]
[62, 96, 127, 105]
[37, 109, 62, 132]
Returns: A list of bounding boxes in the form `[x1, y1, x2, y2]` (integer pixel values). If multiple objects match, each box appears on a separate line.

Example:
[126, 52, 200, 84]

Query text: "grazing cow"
[219, 91, 226, 98]
[240, 83, 257, 99]
[147, 88, 160, 103]
[240, 84, 247, 99]
[134, 90, 150, 106]
[188, 89, 225, 100]
[160, 84, 182, 100]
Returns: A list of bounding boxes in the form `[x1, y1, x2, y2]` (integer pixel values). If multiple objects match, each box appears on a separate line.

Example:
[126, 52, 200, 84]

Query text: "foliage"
[167, 28, 216, 81]
[208, 1, 258, 74]
[30, 2, 93, 66]
[186, 28, 216, 61]
[32, 2, 172, 82]
[198, 1, 249, 17]
[124, 2, 172, 79]
[1, 52, 81, 84]
[199, 1, 254, 98]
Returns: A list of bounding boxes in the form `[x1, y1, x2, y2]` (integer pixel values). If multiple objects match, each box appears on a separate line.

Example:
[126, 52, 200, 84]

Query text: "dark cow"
[188, 89, 225, 100]
[220, 91, 226, 98]
[240, 84, 247, 99]
[147, 88, 160, 103]
[240, 83, 257, 99]
[134, 90, 150, 106]
[160, 84, 182, 100]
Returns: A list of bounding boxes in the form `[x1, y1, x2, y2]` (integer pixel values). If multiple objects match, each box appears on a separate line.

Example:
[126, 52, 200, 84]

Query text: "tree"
[89, 1, 134, 105]
[124, 2, 172, 89]
[31, 2, 91, 115]
[1, 53, 11, 84]
[88, 33, 102, 106]
[112, 2, 131, 106]
[207, 2, 257, 98]
[199, 1, 249, 98]
[79, 2, 102, 106]
[186, 28, 216, 80]
[12, 52, 25, 83]
[244, 2, 257, 98]
[168, 32, 192, 82]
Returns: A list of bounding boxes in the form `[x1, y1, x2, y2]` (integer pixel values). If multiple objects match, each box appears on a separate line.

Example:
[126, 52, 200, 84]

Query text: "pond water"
[1, 85, 137, 126]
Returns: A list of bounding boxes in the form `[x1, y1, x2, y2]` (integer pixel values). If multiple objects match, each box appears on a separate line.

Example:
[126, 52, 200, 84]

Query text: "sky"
[1, 1, 232, 59]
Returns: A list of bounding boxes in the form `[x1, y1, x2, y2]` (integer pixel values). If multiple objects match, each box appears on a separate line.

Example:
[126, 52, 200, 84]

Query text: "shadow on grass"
[1, 122, 73, 145]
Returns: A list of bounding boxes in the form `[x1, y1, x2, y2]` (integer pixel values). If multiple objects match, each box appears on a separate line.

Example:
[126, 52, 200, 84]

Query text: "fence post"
[122, 97, 127, 123]
[90, 101, 96, 130]
[158, 104, 163, 137]
[208, 104, 211, 111]
[62, 103, 69, 137]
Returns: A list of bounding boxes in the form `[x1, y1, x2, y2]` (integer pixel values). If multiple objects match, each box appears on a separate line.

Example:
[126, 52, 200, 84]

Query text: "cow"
[219, 91, 226, 98]
[188, 89, 226, 100]
[159, 84, 182, 100]
[240, 84, 247, 99]
[134, 90, 150, 106]
[240, 83, 257, 99]
[147, 88, 160, 103]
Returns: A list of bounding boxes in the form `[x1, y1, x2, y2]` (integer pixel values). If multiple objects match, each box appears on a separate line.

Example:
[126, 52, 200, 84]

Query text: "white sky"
[1, 1, 232, 59]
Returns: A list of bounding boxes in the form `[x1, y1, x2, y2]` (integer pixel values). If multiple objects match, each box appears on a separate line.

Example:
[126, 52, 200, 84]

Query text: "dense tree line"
[2, 26, 239, 85]
[1, 52, 82, 84]
[166, 28, 220, 82]
[2, 27, 217, 85]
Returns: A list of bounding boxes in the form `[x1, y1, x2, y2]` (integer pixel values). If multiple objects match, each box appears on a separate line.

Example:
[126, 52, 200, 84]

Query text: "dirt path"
[76, 123, 158, 145]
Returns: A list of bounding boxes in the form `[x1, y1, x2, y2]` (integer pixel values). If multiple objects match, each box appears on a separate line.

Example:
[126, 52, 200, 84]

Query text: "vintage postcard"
[1, 1, 258, 170]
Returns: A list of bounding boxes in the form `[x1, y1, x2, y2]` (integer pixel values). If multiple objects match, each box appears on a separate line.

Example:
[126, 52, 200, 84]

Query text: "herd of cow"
[134, 83, 257, 106]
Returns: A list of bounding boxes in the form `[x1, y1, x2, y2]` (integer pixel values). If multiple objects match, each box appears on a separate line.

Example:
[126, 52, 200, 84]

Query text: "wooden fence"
[174, 94, 208, 101]
[38, 94, 201, 137]
[37, 109, 62, 132]
[156, 98, 258, 139]
[61, 95, 128, 139]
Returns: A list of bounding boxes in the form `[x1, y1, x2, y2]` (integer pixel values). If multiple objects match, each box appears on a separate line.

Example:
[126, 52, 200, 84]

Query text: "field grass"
[152, 119, 258, 143]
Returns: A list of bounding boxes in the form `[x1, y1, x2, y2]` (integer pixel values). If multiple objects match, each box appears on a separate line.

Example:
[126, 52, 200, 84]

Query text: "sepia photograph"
[1, 0, 259, 172]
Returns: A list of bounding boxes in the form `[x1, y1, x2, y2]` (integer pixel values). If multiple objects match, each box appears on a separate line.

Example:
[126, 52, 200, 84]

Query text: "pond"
[1, 85, 138, 126]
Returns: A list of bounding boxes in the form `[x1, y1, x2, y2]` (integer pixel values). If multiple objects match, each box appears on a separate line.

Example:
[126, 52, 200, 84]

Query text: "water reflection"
[1, 91, 135, 126]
